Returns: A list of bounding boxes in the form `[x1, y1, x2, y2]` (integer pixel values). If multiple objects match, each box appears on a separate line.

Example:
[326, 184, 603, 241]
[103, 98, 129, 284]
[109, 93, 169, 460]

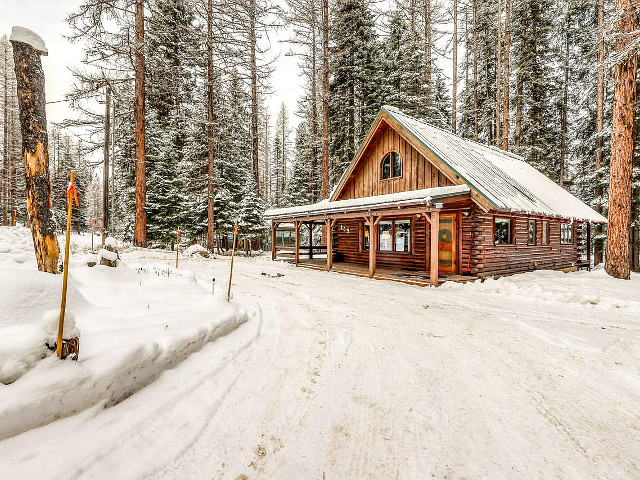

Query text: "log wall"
[337, 124, 454, 200]
[331, 207, 581, 277]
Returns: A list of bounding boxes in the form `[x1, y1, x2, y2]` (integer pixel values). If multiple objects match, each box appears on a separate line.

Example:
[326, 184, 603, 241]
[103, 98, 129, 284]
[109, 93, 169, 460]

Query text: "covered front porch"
[266, 185, 473, 287]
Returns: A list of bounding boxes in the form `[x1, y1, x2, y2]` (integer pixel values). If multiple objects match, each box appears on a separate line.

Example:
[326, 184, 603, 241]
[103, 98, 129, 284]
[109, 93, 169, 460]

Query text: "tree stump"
[10, 27, 59, 274]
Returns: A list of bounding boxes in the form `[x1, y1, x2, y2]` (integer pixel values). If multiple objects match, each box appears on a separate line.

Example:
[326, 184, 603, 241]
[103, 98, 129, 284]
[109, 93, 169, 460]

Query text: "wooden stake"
[227, 222, 238, 301]
[175, 227, 180, 268]
[57, 171, 78, 359]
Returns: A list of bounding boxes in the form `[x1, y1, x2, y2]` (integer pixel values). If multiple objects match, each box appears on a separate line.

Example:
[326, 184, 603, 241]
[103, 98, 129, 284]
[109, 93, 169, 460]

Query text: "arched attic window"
[381, 152, 402, 179]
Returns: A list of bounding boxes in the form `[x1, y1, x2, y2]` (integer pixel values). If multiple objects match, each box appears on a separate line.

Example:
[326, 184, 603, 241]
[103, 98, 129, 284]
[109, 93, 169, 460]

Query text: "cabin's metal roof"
[381, 106, 606, 223]
[265, 185, 470, 219]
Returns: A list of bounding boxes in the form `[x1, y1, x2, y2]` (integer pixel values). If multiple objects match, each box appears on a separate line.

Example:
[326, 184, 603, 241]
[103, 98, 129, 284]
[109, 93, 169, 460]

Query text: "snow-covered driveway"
[3, 248, 639, 479]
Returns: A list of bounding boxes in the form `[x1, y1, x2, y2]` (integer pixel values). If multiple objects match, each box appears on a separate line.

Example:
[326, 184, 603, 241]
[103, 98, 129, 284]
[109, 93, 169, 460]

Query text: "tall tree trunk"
[134, 0, 147, 247]
[496, 0, 502, 147]
[559, 20, 569, 186]
[424, 0, 432, 108]
[207, 0, 215, 252]
[515, 73, 522, 153]
[321, 0, 329, 198]
[10, 32, 60, 273]
[2, 41, 8, 226]
[605, 0, 637, 280]
[473, 0, 478, 140]
[502, 0, 510, 150]
[311, 0, 319, 203]
[250, 0, 260, 191]
[594, 0, 605, 265]
[103, 86, 110, 238]
[452, 0, 457, 133]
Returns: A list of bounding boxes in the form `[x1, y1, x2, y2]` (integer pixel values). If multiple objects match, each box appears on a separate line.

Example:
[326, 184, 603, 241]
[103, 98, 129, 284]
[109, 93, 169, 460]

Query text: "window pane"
[382, 155, 391, 179]
[528, 220, 535, 245]
[393, 152, 402, 177]
[379, 221, 393, 251]
[495, 218, 511, 244]
[561, 223, 573, 244]
[395, 220, 410, 252]
[363, 223, 370, 250]
[542, 221, 548, 244]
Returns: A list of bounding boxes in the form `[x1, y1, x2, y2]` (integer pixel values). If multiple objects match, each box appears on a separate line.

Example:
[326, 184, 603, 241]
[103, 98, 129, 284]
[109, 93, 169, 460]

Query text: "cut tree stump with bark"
[10, 27, 60, 274]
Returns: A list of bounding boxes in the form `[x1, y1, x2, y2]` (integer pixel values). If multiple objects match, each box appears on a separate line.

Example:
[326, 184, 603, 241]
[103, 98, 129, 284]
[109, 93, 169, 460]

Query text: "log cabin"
[265, 106, 607, 286]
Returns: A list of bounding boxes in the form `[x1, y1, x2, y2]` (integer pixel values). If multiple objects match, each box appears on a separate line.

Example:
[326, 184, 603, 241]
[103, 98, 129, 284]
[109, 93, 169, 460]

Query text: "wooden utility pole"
[594, 0, 605, 265]
[10, 27, 60, 273]
[502, 0, 510, 150]
[321, 0, 330, 199]
[207, 0, 215, 252]
[496, 0, 502, 146]
[133, 0, 147, 247]
[103, 86, 110, 244]
[452, 0, 458, 133]
[605, 0, 637, 280]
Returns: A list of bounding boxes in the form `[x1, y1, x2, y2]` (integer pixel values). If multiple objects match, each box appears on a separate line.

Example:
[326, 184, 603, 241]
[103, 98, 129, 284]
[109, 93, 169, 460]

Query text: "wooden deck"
[286, 258, 479, 286]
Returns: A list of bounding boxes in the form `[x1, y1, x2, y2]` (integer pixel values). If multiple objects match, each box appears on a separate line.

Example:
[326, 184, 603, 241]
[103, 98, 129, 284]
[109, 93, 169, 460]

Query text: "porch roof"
[265, 184, 470, 220]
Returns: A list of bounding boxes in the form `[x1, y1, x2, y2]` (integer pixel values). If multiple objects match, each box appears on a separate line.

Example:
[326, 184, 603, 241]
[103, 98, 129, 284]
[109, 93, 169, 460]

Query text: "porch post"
[326, 218, 333, 271]
[586, 222, 592, 270]
[271, 221, 277, 261]
[430, 210, 440, 287]
[294, 220, 300, 265]
[424, 212, 431, 271]
[308, 222, 313, 259]
[368, 216, 378, 278]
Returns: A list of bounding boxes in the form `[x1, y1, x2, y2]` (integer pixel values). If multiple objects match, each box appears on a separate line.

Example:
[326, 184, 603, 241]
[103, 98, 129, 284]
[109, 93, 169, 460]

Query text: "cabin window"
[528, 220, 536, 245]
[561, 223, 573, 244]
[395, 220, 410, 252]
[494, 217, 512, 245]
[379, 221, 393, 250]
[363, 223, 370, 250]
[381, 152, 402, 179]
[542, 221, 549, 245]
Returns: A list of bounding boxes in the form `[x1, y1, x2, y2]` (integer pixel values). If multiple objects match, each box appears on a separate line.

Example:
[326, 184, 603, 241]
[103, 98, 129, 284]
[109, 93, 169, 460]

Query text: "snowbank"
[0, 226, 248, 440]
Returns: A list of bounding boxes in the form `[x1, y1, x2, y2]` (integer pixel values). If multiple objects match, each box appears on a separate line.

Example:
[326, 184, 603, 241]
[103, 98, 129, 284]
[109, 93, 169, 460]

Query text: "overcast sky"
[1, 0, 302, 135]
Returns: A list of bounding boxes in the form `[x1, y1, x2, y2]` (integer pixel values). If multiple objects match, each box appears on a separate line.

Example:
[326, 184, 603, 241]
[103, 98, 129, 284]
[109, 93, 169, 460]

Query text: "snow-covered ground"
[1, 225, 639, 479]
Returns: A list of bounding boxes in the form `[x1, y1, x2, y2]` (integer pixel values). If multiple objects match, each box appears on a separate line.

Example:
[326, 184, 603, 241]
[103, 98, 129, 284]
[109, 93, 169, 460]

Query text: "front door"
[438, 214, 457, 273]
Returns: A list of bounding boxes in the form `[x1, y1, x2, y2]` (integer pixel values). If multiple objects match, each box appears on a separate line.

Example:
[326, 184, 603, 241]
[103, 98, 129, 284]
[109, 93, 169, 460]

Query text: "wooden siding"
[330, 207, 581, 276]
[336, 123, 454, 200]
[461, 207, 580, 277]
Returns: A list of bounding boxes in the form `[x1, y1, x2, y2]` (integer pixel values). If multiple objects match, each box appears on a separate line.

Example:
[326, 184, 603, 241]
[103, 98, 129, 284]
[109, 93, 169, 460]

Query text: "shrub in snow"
[185, 244, 211, 258]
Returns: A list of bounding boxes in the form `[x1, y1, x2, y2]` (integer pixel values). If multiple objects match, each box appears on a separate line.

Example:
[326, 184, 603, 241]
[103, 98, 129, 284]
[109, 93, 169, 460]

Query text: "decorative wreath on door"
[439, 229, 452, 243]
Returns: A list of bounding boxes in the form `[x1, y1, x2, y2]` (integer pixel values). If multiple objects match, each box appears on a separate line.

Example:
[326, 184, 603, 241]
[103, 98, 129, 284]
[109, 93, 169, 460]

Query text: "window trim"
[561, 222, 573, 245]
[528, 219, 536, 245]
[380, 151, 403, 181]
[494, 216, 514, 246]
[362, 218, 412, 253]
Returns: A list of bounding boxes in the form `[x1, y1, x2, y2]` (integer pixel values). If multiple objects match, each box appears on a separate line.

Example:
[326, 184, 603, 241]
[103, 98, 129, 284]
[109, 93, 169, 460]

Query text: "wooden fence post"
[10, 27, 59, 273]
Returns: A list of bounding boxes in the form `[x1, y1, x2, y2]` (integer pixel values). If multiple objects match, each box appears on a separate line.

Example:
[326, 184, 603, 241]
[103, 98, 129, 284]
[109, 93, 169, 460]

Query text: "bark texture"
[10, 40, 60, 273]
[605, 0, 637, 279]
[134, 0, 147, 247]
[321, 0, 329, 199]
[207, 0, 215, 252]
[594, 0, 605, 265]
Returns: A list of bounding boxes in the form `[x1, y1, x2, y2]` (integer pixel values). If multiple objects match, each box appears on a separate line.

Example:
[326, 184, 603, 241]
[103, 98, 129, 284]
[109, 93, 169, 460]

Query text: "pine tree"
[329, 0, 381, 185]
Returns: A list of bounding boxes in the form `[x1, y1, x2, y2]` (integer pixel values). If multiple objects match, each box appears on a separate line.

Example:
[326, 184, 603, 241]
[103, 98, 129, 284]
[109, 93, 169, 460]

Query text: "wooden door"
[438, 214, 457, 273]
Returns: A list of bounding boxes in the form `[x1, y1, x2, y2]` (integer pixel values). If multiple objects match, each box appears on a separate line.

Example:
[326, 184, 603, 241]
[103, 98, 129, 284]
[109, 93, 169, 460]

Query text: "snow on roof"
[265, 184, 470, 218]
[382, 106, 606, 223]
[10, 26, 48, 55]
